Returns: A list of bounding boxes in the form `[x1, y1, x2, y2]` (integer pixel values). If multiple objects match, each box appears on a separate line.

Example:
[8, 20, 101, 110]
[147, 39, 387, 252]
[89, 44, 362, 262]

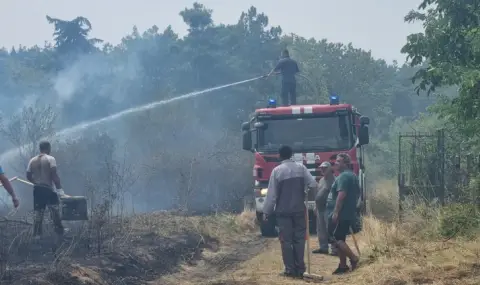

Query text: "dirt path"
[153, 234, 270, 285]
[207, 236, 347, 285]
[157, 236, 359, 285]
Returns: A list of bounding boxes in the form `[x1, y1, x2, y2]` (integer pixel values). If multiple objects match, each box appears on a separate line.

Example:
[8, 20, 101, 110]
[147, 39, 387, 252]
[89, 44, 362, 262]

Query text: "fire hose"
[1, 176, 33, 186]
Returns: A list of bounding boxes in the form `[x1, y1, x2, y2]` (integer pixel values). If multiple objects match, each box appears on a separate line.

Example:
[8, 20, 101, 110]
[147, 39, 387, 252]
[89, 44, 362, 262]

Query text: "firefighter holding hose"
[266, 49, 300, 106]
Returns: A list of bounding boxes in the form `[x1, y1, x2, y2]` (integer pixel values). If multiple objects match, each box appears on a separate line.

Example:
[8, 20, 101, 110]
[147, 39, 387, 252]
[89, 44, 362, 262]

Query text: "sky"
[0, 0, 422, 63]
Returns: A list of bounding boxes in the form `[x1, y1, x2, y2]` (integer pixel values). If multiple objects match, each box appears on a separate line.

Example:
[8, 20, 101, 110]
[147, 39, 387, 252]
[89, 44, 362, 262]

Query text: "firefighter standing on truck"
[262, 145, 318, 279]
[267, 49, 300, 106]
[26, 141, 66, 238]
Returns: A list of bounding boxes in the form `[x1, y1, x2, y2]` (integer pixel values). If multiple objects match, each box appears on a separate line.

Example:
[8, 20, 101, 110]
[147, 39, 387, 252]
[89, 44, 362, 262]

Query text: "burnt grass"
[0, 211, 246, 285]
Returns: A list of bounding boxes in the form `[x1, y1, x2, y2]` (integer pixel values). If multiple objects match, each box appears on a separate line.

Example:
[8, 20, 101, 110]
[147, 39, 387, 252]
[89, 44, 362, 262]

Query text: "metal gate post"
[398, 133, 404, 221]
[437, 129, 445, 205]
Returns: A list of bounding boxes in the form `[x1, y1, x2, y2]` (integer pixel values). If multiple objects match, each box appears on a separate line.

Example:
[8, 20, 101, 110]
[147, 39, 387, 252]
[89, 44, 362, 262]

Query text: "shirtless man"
[26, 141, 66, 237]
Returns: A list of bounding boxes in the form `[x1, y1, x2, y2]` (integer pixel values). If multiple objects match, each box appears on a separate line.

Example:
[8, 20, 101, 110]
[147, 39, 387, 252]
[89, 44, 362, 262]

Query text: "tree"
[179, 2, 213, 33]
[0, 103, 57, 169]
[46, 16, 103, 56]
[0, 3, 438, 214]
[401, 0, 480, 137]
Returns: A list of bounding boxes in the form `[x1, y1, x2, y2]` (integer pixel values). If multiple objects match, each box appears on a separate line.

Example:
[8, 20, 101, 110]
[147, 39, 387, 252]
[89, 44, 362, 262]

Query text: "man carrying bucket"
[26, 141, 66, 238]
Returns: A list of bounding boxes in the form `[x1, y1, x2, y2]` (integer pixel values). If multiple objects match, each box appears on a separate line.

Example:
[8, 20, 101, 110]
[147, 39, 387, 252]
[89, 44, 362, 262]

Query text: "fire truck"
[241, 96, 370, 237]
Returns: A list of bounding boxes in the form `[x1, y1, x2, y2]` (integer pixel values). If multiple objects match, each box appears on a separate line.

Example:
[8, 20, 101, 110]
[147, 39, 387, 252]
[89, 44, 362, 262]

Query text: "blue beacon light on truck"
[267, 98, 276, 108]
[330, 95, 339, 105]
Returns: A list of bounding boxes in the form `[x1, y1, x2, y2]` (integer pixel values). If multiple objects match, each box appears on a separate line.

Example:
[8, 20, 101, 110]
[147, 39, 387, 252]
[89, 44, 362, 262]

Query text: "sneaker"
[312, 248, 329, 254]
[332, 266, 350, 275]
[279, 271, 298, 278]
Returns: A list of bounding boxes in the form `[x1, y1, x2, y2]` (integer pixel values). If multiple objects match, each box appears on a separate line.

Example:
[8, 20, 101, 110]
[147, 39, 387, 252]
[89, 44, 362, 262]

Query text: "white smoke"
[51, 53, 141, 107]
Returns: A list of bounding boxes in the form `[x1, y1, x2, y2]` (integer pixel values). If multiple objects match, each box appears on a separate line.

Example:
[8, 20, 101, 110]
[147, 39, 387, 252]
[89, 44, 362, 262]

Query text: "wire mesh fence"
[398, 129, 480, 216]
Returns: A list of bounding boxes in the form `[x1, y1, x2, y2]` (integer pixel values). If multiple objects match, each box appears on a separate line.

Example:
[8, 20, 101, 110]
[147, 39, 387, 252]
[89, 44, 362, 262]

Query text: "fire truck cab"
[241, 96, 370, 237]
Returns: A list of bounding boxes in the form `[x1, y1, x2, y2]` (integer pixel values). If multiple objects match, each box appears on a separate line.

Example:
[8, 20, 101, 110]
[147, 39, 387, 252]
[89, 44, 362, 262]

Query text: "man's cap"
[319, 161, 331, 168]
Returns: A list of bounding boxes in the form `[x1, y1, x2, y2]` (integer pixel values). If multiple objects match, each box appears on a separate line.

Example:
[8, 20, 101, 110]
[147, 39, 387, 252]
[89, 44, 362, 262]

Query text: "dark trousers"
[33, 185, 64, 236]
[280, 81, 297, 106]
[276, 212, 306, 274]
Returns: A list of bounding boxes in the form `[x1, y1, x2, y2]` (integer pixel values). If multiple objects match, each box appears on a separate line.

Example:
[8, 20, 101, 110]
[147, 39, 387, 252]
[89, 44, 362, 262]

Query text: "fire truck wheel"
[257, 212, 278, 237]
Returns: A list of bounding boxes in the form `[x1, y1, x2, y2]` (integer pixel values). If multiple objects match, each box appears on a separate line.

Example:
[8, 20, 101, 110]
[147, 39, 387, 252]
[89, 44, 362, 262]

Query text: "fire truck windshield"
[256, 115, 353, 152]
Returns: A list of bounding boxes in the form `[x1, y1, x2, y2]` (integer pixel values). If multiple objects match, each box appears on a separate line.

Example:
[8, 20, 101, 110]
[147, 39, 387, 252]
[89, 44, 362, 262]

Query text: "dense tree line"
[402, 0, 480, 150]
[0, 2, 458, 213]
[0, 4, 432, 132]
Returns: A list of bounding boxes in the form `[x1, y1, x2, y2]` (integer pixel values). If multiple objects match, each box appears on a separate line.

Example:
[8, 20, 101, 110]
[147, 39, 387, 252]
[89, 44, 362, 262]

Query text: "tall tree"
[46, 16, 103, 56]
[179, 2, 213, 33]
[401, 0, 480, 137]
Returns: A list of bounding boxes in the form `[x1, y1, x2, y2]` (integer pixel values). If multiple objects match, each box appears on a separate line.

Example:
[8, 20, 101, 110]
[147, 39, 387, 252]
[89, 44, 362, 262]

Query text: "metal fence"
[398, 130, 445, 214]
[398, 129, 480, 216]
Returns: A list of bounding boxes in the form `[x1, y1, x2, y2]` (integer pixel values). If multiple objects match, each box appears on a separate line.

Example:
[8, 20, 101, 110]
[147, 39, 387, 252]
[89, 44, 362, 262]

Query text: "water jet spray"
[0, 75, 266, 168]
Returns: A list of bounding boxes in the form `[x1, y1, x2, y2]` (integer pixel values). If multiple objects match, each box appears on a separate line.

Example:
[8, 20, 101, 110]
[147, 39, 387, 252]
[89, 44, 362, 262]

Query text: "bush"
[438, 203, 480, 239]
[369, 179, 480, 240]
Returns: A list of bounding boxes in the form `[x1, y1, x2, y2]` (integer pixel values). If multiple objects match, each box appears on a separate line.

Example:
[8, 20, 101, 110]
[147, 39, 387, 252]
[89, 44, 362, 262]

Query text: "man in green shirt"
[327, 153, 360, 274]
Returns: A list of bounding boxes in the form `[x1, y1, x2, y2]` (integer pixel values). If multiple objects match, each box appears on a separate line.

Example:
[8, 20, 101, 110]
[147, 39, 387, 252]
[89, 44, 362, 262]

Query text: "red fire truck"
[241, 96, 370, 237]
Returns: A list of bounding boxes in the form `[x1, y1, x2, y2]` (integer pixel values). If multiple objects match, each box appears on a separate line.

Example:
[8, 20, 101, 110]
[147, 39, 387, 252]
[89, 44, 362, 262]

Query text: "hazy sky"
[0, 0, 422, 63]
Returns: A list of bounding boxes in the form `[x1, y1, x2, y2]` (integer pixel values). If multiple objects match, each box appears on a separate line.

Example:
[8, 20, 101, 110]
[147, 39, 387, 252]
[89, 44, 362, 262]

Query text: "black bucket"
[60, 196, 88, 221]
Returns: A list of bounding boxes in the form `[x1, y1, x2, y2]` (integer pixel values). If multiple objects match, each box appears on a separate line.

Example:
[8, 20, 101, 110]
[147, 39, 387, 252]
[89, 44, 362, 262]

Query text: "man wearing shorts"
[26, 141, 66, 238]
[327, 153, 360, 274]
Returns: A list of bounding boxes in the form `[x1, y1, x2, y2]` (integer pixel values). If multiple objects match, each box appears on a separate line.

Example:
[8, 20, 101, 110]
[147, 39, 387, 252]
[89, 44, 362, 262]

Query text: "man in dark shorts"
[26, 141, 66, 238]
[327, 153, 360, 274]
[267, 49, 300, 106]
[263, 145, 318, 279]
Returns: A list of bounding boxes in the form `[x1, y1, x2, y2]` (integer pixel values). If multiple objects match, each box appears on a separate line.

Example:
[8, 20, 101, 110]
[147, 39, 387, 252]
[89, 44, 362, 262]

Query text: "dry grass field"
[1, 180, 479, 285]
[187, 180, 480, 285]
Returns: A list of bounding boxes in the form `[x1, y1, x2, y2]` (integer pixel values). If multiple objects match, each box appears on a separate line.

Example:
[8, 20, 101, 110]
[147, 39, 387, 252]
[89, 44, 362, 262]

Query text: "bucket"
[60, 196, 88, 221]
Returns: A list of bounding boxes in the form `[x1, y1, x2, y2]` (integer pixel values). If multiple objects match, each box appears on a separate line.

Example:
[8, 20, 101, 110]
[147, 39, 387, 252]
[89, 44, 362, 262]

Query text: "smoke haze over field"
[0, 1, 433, 215]
[0, 2, 477, 284]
